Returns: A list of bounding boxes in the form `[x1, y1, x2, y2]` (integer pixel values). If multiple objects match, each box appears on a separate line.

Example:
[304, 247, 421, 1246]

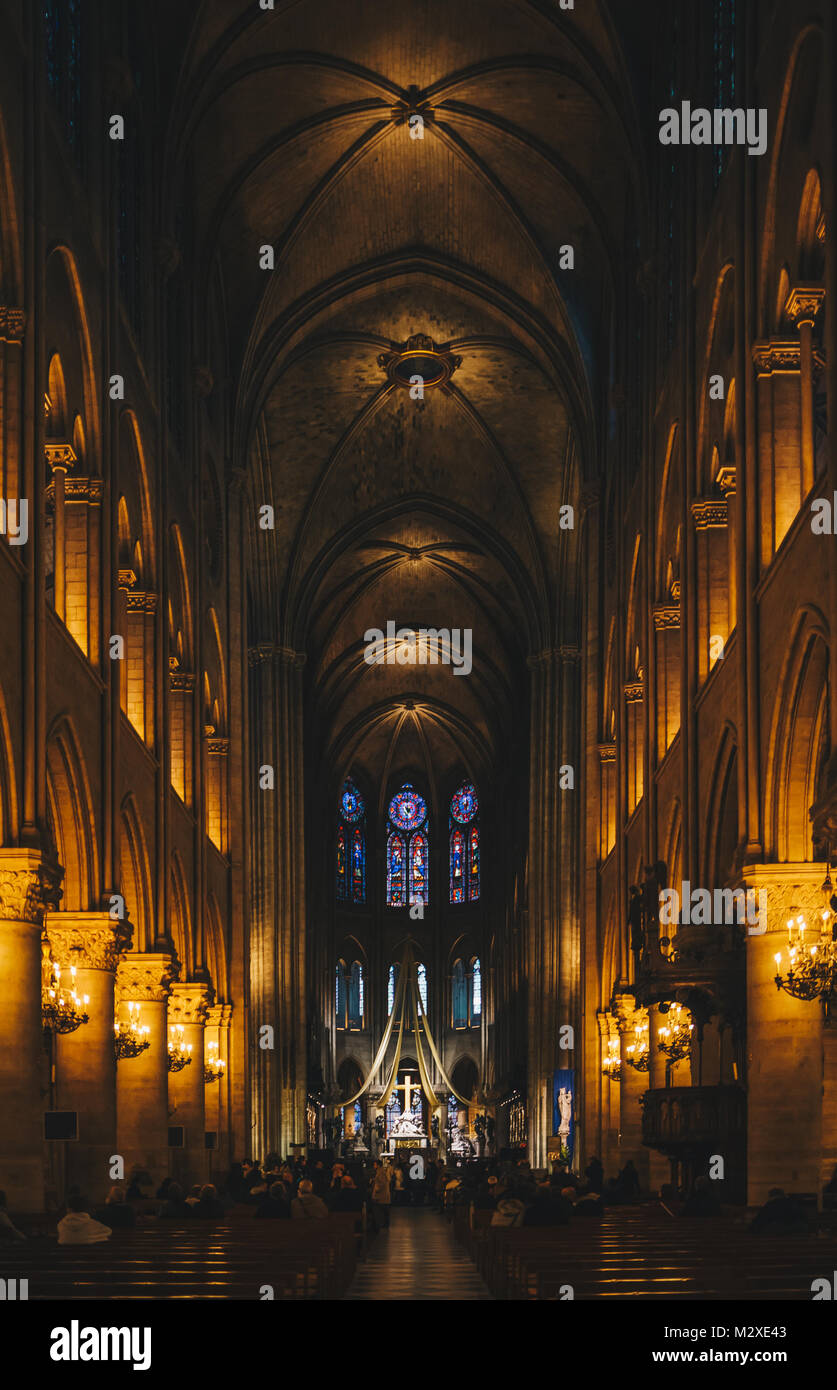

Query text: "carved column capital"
[44, 910, 131, 973]
[206, 1003, 233, 1029]
[0, 849, 63, 924]
[784, 285, 826, 329]
[0, 307, 26, 342]
[168, 981, 212, 1026]
[116, 952, 174, 1003]
[613, 994, 646, 1030]
[737, 863, 829, 938]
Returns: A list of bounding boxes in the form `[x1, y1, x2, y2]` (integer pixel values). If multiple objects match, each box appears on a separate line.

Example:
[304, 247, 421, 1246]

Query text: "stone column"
[204, 1002, 232, 1179]
[247, 643, 307, 1158]
[742, 866, 825, 1204]
[785, 287, 825, 499]
[45, 910, 128, 1202]
[167, 982, 212, 1188]
[526, 647, 580, 1169]
[115, 953, 174, 1187]
[0, 850, 62, 1209]
[646, 1003, 670, 1194]
[614, 994, 649, 1185]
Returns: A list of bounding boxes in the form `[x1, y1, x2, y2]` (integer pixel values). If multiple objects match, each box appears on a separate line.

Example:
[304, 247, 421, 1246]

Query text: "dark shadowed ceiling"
[168, 0, 644, 792]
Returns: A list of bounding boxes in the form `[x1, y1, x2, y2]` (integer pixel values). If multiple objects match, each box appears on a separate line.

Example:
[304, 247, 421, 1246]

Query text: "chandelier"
[601, 1036, 622, 1082]
[625, 1020, 650, 1072]
[42, 961, 89, 1035]
[167, 1024, 193, 1073]
[774, 896, 837, 1003]
[204, 1040, 226, 1083]
[114, 1001, 151, 1060]
[657, 1003, 694, 1061]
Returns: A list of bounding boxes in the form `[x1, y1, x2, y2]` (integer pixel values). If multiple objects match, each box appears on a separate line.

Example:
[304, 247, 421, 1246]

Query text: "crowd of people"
[0, 1150, 821, 1245]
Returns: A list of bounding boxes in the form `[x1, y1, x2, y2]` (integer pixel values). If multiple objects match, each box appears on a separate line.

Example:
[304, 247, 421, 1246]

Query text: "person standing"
[370, 1160, 393, 1229]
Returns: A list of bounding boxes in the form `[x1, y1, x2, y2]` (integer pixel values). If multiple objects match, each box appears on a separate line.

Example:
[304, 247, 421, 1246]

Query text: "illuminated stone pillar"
[596, 1010, 620, 1176]
[614, 994, 649, 1185]
[742, 867, 824, 1204]
[204, 1002, 232, 1178]
[0, 850, 62, 1209]
[646, 1003, 671, 1194]
[168, 983, 212, 1188]
[116, 953, 174, 1186]
[46, 910, 129, 1202]
[784, 287, 825, 500]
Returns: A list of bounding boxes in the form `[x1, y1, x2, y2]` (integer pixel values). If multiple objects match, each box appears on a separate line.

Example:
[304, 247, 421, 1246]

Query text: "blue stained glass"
[409, 831, 429, 906]
[450, 782, 479, 824]
[347, 962, 363, 1030]
[417, 963, 428, 1012]
[452, 959, 467, 1028]
[337, 777, 365, 903]
[388, 963, 398, 1014]
[388, 785, 427, 831]
[450, 782, 479, 903]
[387, 832, 406, 906]
[340, 778, 365, 822]
[335, 963, 346, 1027]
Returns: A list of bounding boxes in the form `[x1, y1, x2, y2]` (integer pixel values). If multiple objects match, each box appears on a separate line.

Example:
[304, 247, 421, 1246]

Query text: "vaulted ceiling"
[168, 0, 644, 790]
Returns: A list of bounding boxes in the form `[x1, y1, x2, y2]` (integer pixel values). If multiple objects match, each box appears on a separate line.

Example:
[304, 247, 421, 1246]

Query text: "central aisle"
[343, 1207, 494, 1300]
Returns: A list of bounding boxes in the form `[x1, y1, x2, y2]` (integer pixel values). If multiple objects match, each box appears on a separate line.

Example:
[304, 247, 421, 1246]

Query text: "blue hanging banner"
[553, 1069, 575, 1162]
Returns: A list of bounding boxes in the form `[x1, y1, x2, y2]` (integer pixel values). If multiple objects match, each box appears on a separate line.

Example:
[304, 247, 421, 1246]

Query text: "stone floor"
[343, 1206, 494, 1300]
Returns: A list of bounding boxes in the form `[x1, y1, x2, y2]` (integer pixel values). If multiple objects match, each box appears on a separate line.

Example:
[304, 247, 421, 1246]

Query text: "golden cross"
[394, 1073, 421, 1113]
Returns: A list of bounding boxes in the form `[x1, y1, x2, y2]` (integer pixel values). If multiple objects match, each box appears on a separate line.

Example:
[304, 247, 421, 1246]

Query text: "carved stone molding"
[206, 1003, 233, 1029]
[0, 850, 63, 924]
[737, 864, 829, 938]
[715, 465, 736, 496]
[168, 981, 212, 1027]
[784, 285, 826, 329]
[691, 498, 728, 530]
[125, 590, 158, 613]
[44, 911, 131, 972]
[116, 952, 174, 1003]
[557, 645, 581, 665]
[118, 568, 137, 591]
[170, 671, 195, 693]
[45, 443, 77, 471]
[670, 579, 681, 601]
[613, 993, 646, 1031]
[653, 605, 680, 631]
[624, 681, 644, 703]
[752, 339, 801, 374]
[0, 307, 26, 341]
[598, 742, 616, 763]
[247, 643, 306, 670]
[205, 737, 229, 756]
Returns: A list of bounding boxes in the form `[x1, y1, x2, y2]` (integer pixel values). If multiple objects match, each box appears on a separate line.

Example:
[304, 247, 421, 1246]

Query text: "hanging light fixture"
[625, 1019, 650, 1072]
[114, 1001, 151, 1060]
[601, 1035, 622, 1082]
[42, 961, 89, 1035]
[167, 1024, 193, 1073]
[203, 1039, 226, 1083]
[773, 899, 837, 1003]
[657, 1003, 694, 1061]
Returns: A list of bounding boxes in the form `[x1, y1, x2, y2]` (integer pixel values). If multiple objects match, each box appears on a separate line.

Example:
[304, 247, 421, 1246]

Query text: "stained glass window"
[449, 781, 479, 903]
[347, 961, 363, 1030]
[472, 956, 482, 1021]
[337, 777, 365, 903]
[387, 963, 399, 1015]
[417, 963, 428, 1012]
[452, 959, 467, 1029]
[409, 831, 429, 906]
[387, 832, 406, 906]
[335, 961, 346, 1026]
[386, 782, 429, 905]
[43, 0, 84, 167]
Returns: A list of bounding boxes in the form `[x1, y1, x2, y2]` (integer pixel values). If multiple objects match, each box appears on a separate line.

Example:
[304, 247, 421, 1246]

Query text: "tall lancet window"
[336, 777, 366, 903]
[336, 959, 364, 1031]
[386, 784, 429, 906]
[449, 781, 480, 903]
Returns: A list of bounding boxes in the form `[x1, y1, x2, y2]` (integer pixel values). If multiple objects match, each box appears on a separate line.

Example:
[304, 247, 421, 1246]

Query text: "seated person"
[193, 1184, 225, 1218]
[184, 1185, 203, 1208]
[682, 1176, 721, 1218]
[291, 1178, 329, 1220]
[94, 1186, 136, 1228]
[523, 1182, 571, 1227]
[329, 1175, 364, 1214]
[0, 1191, 26, 1242]
[490, 1191, 527, 1227]
[158, 1181, 191, 1218]
[57, 1193, 111, 1245]
[254, 1181, 292, 1219]
[749, 1187, 809, 1236]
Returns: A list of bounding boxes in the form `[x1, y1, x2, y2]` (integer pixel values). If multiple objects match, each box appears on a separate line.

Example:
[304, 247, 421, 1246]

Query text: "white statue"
[557, 1086, 572, 1139]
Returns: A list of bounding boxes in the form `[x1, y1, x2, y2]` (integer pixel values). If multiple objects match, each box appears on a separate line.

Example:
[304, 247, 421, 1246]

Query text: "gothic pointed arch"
[45, 716, 98, 911]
